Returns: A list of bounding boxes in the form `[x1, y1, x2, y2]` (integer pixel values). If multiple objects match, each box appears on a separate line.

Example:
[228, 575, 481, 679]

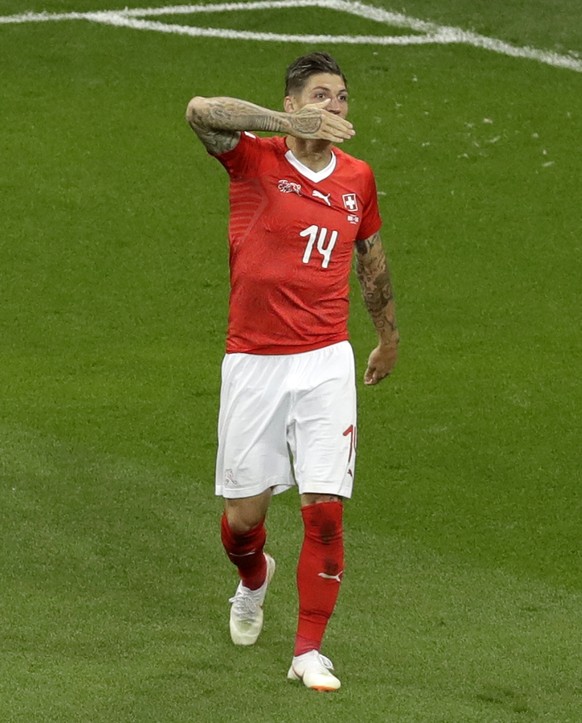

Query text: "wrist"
[378, 330, 399, 347]
[275, 111, 293, 133]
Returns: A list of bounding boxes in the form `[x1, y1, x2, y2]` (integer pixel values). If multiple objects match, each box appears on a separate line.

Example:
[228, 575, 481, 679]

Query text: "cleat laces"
[229, 588, 262, 622]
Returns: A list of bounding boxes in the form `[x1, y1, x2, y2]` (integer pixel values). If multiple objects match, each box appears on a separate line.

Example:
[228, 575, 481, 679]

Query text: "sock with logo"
[294, 501, 344, 656]
[220, 513, 267, 591]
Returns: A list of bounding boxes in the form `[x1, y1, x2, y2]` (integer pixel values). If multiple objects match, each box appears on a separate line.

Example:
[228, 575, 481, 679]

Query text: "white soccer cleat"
[287, 650, 341, 691]
[229, 554, 276, 646]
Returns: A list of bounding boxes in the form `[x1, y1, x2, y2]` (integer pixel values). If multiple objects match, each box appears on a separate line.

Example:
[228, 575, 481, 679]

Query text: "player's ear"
[284, 95, 296, 113]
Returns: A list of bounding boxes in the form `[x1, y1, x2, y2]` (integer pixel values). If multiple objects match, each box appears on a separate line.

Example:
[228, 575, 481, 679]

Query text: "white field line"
[1, 0, 581, 73]
[85, 12, 444, 45]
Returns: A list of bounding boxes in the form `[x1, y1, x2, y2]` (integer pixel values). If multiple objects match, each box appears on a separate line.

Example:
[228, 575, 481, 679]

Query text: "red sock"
[294, 501, 344, 657]
[220, 514, 267, 590]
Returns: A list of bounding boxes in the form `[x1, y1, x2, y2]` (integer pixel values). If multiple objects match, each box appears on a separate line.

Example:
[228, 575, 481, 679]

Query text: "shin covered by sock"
[220, 513, 267, 590]
[294, 501, 344, 657]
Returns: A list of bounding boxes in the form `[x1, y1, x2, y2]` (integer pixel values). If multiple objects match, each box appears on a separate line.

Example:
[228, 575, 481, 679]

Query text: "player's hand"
[289, 99, 355, 143]
[364, 341, 398, 385]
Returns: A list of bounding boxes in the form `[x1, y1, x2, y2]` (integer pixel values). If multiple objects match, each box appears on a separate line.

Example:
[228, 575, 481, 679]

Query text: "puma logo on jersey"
[318, 571, 344, 583]
[312, 190, 332, 206]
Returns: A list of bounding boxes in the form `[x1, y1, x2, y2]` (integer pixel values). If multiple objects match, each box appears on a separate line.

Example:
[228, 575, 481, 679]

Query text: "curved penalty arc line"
[0, 1, 581, 73]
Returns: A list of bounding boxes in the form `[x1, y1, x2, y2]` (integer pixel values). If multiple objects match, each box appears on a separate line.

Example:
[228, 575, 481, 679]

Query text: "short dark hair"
[284, 52, 347, 96]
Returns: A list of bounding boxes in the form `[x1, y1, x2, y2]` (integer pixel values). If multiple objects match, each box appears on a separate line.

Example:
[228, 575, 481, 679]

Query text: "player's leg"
[295, 492, 344, 655]
[221, 490, 277, 645]
[222, 490, 272, 590]
[287, 492, 344, 690]
[216, 352, 293, 645]
[287, 341, 356, 690]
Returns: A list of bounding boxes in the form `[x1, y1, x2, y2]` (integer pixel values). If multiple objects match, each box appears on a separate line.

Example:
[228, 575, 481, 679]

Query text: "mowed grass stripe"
[1, 2, 581, 720]
[1, 425, 581, 720]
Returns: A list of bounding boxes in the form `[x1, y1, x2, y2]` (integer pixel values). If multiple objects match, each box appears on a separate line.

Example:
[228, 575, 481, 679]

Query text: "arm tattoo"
[187, 96, 290, 154]
[355, 233, 380, 255]
[192, 127, 239, 156]
[355, 231, 398, 341]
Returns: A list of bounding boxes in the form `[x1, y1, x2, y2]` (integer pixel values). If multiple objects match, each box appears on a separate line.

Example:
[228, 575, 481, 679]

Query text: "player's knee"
[224, 504, 265, 535]
[300, 496, 344, 546]
[301, 493, 343, 507]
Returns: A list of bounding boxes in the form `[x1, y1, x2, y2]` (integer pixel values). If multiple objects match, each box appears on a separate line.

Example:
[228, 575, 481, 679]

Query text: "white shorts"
[215, 341, 357, 499]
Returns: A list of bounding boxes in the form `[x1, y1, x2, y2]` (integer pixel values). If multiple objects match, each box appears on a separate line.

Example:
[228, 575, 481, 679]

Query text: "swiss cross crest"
[342, 193, 358, 212]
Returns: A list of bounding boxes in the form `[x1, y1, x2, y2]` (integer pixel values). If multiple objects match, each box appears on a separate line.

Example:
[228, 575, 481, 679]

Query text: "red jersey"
[215, 133, 382, 354]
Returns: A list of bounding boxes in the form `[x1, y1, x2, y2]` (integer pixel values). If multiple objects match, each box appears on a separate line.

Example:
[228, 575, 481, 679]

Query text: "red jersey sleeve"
[214, 131, 265, 179]
[356, 163, 382, 241]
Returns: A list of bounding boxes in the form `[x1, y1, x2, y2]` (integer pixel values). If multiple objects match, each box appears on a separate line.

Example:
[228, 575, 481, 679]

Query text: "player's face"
[286, 73, 349, 118]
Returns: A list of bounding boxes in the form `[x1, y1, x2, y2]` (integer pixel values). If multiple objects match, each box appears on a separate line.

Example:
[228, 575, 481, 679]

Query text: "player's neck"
[285, 137, 334, 173]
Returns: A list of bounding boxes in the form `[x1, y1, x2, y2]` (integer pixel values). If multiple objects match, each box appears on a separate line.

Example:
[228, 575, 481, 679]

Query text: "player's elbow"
[185, 96, 210, 129]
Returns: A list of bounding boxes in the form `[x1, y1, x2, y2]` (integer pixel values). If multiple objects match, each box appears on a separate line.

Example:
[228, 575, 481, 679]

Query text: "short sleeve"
[214, 131, 264, 180]
[356, 164, 382, 241]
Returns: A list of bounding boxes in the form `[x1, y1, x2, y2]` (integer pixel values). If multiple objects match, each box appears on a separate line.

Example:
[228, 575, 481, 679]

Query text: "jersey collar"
[284, 148, 337, 183]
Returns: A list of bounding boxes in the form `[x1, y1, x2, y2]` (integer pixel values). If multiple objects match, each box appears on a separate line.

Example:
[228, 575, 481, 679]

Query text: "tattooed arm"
[185, 96, 354, 155]
[355, 231, 399, 385]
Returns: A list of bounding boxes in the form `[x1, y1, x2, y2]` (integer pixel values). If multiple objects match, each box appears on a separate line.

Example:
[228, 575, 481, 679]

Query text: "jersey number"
[300, 225, 338, 269]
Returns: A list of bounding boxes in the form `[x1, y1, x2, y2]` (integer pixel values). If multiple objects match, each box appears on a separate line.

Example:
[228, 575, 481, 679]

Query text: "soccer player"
[186, 52, 398, 691]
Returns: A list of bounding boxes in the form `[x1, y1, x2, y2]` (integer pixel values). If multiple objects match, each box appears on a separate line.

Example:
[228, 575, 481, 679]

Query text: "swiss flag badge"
[342, 193, 358, 212]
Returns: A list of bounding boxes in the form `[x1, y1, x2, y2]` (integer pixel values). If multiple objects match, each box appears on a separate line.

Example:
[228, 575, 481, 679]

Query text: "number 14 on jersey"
[300, 224, 339, 269]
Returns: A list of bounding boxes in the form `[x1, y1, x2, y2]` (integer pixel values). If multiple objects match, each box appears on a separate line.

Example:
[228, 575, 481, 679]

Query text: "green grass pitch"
[1, 1, 581, 720]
